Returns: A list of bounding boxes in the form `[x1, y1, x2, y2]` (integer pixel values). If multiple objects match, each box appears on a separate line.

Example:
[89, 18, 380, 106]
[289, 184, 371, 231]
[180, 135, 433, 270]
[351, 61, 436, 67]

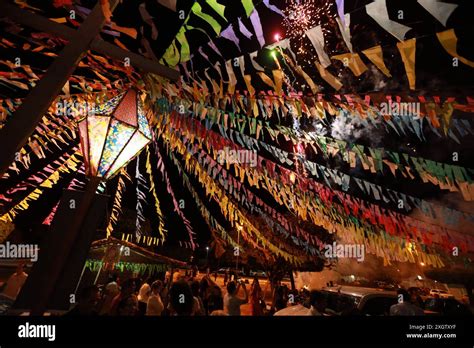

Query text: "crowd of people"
[65, 270, 312, 316]
[2, 264, 464, 316]
[67, 271, 223, 316]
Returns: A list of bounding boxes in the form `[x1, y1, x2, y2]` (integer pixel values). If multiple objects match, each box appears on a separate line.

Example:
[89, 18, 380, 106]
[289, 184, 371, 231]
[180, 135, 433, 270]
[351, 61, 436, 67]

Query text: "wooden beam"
[0, 1, 77, 38]
[90, 38, 179, 80]
[0, 0, 120, 178]
[0, 2, 179, 80]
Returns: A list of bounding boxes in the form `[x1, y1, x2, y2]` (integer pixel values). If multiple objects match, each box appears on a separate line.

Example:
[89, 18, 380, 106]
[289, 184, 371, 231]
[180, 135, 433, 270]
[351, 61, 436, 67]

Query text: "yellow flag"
[243, 75, 255, 96]
[272, 70, 284, 95]
[437, 29, 474, 68]
[362, 45, 392, 77]
[331, 53, 368, 76]
[282, 52, 319, 93]
[397, 38, 417, 90]
[439, 102, 454, 136]
[210, 78, 220, 95]
[296, 65, 319, 94]
[315, 62, 343, 90]
[257, 72, 275, 89]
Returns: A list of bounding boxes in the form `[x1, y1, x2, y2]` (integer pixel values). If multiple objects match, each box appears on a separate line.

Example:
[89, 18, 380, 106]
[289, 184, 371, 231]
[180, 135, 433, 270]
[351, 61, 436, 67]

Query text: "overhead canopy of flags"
[0, 0, 473, 271]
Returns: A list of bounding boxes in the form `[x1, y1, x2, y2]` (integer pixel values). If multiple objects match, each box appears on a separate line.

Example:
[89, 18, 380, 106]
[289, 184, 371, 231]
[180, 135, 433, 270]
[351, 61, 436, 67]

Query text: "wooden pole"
[74, 262, 88, 294]
[0, 0, 119, 178]
[289, 270, 296, 291]
[28, 177, 101, 315]
[93, 262, 105, 285]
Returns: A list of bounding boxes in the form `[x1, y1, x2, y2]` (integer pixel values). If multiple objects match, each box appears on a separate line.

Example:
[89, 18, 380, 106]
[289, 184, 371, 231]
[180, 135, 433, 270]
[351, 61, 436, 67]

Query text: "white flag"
[305, 26, 331, 68]
[417, 0, 458, 26]
[366, 0, 412, 41]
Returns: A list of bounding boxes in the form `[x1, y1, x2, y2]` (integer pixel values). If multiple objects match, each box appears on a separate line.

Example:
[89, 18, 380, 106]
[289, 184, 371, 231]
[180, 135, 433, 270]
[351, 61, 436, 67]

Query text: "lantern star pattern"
[78, 89, 152, 179]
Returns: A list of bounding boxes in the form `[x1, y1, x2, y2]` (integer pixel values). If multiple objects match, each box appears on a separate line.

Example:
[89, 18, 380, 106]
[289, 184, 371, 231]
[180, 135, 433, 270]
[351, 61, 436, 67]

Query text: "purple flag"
[250, 10, 265, 48]
[336, 0, 345, 26]
[220, 25, 241, 51]
[239, 18, 253, 39]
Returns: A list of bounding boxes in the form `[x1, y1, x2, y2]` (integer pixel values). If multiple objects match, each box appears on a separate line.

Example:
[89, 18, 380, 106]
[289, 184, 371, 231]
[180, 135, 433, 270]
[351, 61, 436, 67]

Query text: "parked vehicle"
[429, 289, 454, 299]
[424, 297, 472, 315]
[273, 304, 312, 316]
[217, 268, 246, 278]
[322, 286, 398, 316]
[249, 270, 267, 277]
[273, 286, 398, 316]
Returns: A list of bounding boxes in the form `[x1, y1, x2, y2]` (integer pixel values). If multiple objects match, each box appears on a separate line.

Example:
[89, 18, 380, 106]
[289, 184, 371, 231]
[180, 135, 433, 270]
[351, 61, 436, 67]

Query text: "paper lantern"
[77, 89, 152, 179]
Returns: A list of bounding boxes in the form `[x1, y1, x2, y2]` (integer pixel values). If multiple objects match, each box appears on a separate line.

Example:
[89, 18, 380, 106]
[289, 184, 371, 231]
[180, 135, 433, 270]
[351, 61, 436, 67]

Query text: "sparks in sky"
[282, 0, 318, 53]
[281, 0, 340, 64]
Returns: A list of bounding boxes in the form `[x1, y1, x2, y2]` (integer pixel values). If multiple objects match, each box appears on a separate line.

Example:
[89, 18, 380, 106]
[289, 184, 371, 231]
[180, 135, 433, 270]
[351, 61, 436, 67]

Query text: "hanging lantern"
[77, 89, 153, 179]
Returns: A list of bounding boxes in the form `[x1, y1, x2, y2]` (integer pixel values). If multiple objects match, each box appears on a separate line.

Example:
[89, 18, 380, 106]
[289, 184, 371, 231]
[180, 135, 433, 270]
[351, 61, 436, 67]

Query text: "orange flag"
[397, 38, 417, 90]
[437, 29, 474, 68]
[315, 62, 343, 91]
[332, 53, 368, 76]
[362, 45, 392, 77]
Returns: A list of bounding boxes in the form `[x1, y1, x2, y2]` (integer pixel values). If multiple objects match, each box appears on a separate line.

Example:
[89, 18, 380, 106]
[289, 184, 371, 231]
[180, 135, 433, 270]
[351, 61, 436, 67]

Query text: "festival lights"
[77, 89, 152, 180]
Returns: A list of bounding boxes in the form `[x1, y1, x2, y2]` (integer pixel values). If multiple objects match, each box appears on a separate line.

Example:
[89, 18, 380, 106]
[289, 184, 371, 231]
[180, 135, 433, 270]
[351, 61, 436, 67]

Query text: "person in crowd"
[172, 270, 182, 282]
[109, 279, 137, 316]
[224, 280, 248, 316]
[273, 289, 326, 316]
[230, 271, 236, 282]
[223, 270, 229, 285]
[160, 281, 170, 316]
[137, 278, 151, 316]
[2, 263, 28, 300]
[207, 285, 224, 314]
[299, 287, 310, 304]
[199, 277, 210, 314]
[164, 270, 171, 284]
[168, 280, 195, 316]
[99, 273, 120, 315]
[65, 285, 100, 316]
[250, 277, 264, 316]
[213, 271, 218, 282]
[272, 283, 287, 312]
[307, 290, 327, 315]
[390, 289, 425, 316]
[117, 293, 138, 316]
[408, 287, 425, 309]
[190, 280, 205, 315]
[282, 284, 290, 304]
[146, 280, 164, 316]
[107, 273, 120, 293]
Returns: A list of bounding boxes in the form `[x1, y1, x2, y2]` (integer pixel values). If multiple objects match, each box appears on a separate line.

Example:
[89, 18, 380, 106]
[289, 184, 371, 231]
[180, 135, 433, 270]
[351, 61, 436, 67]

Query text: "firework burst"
[282, 0, 318, 53]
